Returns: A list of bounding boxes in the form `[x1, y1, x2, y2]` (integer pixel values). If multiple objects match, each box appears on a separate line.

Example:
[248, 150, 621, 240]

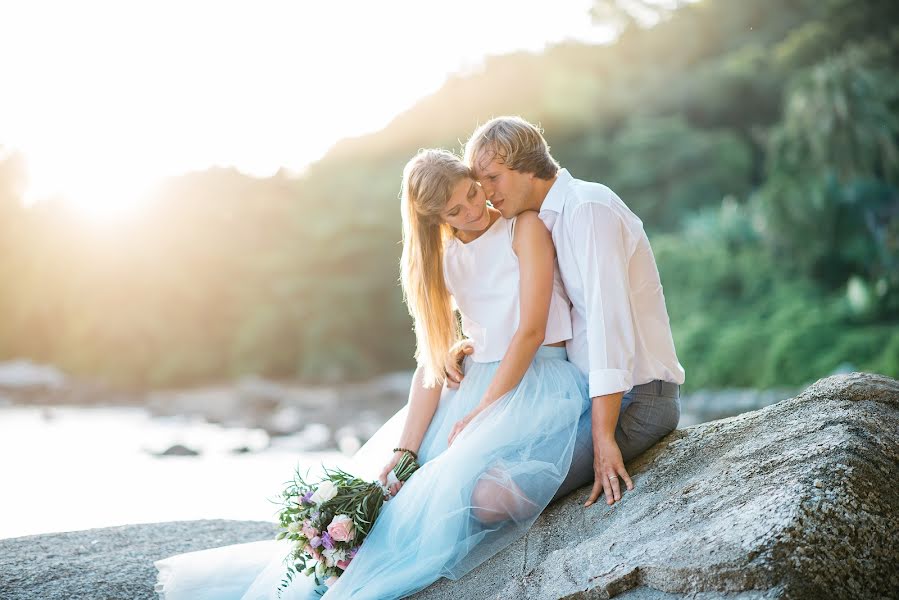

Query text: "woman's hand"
[444, 340, 474, 390]
[447, 407, 483, 447]
[378, 451, 407, 497]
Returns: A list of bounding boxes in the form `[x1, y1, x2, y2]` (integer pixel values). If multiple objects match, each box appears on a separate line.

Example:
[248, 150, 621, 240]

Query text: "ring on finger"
[608, 474, 618, 481]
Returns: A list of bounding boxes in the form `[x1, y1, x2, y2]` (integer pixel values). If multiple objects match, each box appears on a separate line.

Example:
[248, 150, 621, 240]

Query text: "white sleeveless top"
[443, 216, 572, 363]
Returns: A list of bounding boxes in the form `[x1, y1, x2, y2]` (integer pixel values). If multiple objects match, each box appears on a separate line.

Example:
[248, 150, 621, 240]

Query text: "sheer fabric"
[154, 346, 588, 599]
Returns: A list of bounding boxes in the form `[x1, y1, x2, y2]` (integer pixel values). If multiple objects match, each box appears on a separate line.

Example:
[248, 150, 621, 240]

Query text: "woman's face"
[440, 178, 490, 232]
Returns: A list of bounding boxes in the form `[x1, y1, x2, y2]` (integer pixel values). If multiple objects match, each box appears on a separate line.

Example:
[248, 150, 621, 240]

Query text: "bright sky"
[0, 0, 613, 219]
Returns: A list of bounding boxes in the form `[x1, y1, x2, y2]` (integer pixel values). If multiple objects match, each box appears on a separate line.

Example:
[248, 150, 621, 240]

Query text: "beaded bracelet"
[392, 447, 419, 460]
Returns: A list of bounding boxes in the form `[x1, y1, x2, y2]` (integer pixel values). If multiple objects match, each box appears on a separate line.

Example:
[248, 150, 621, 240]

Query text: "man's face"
[440, 177, 491, 232]
[472, 151, 534, 218]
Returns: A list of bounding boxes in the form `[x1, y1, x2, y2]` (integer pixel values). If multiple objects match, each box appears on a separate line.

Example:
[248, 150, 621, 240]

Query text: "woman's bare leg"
[471, 466, 539, 525]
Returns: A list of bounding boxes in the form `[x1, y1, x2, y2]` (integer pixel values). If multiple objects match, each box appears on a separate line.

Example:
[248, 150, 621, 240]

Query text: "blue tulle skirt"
[154, 346, 588, 600]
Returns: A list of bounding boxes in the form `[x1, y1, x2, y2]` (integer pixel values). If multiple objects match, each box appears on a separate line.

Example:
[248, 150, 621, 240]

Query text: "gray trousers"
[551, 379, 681, 503]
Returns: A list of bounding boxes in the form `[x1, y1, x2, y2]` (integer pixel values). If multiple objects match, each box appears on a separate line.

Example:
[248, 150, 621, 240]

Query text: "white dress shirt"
[539, 169, 686, 398]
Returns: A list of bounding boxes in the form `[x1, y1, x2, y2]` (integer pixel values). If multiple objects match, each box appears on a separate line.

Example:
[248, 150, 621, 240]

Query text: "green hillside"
[0, 0, 896, 390]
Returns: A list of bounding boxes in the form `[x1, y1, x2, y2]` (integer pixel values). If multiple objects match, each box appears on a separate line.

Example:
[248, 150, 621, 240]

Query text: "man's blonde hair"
[464, 116, 559, 179]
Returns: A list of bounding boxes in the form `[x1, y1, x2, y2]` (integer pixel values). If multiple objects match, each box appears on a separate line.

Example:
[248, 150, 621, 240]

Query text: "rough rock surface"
[413, 372, 899, 600]
[1, 373, 896, 599]
[0, 520, 279, 600]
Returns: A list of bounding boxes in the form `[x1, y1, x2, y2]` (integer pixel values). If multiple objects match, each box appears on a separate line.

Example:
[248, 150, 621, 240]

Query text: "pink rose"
[337, 557, 352, 570]
[303, 544, 322, 562]
[326, 514, 355, 543]
[302, 520, 319, 539]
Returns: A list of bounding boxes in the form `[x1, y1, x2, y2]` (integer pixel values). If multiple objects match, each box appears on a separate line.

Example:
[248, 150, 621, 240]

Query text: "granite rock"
[412, 372, 899, 600]
[1, 372, 896, 599]
[0, 520, 278, 600]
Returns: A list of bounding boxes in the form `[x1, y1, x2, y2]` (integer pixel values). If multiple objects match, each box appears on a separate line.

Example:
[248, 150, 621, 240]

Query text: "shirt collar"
[539, 168, 572, 215]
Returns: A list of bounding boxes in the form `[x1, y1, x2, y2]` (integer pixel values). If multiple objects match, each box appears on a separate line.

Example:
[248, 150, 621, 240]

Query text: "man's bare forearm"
[591, 391, 624, 445]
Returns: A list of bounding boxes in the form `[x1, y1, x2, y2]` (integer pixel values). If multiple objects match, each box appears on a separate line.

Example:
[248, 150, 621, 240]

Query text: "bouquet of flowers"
[274, 451, 420, 596]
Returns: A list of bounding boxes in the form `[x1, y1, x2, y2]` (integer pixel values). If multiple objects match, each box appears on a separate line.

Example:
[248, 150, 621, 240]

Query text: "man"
[446, 116, 685, 507]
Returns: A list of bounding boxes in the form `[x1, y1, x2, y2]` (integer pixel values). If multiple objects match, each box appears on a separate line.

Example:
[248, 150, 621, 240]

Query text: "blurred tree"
[1, 0, 897, 390]
[592, 117, 753, 229]
[0, 147, 25, 216]
[590, 0, 689, 32]
[758, 42, 899, 314]
[0, 149, 28, 356]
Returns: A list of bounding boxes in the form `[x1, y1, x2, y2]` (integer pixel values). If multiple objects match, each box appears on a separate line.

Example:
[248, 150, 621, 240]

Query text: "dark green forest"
[0, 0, 896, 391]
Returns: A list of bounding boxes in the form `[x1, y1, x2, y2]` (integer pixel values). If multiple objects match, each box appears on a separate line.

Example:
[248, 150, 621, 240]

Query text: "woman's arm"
[379, 364, 442, 494]
[448, 211, 554, 444]
[396, 365, 442, 452]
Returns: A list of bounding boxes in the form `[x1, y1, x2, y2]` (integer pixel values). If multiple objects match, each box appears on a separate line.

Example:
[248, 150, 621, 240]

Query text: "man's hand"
[585, 438, 634, 507]
[444, 340, 474, 390]
[378, 451, 407, 497]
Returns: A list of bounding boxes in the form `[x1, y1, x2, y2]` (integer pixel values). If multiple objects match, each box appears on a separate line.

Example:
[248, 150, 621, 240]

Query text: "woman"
[154, 149, 588, 599]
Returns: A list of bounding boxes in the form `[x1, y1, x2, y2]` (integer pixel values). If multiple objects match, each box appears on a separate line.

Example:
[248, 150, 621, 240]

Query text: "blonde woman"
[153, 149, 587, 600]
[319, 149, 587, 598]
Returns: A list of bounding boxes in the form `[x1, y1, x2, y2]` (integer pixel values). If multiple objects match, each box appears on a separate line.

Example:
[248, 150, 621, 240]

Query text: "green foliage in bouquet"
[273, 452, 420, 596]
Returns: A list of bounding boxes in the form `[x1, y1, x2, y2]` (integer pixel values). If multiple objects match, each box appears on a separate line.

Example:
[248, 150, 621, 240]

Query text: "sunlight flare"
[0, 0, 609, 220]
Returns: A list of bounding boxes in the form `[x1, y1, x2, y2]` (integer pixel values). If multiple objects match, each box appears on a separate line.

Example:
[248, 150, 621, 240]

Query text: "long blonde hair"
[400, 149, 468, 387]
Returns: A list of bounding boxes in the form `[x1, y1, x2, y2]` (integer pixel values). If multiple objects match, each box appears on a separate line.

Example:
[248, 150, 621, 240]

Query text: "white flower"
[287, 521, 300, 534]
[310, 480, 338, 504]
[322, 547, 346, 568]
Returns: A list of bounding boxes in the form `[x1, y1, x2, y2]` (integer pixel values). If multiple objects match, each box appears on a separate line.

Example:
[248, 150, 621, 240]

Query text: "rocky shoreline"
[2, 372, 896, 599]
[0, 360, 414, 454]
[1, 359, 805, 454]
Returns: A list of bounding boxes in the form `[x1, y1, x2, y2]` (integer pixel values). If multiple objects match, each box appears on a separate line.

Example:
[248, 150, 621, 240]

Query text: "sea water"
[0, 404, 351, 540]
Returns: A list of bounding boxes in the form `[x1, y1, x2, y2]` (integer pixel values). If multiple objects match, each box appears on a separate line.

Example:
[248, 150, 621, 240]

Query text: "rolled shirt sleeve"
[570, 202, 637, 398]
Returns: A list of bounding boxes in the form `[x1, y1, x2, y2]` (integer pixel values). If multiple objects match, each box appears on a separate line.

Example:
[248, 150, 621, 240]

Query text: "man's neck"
[526, 173, 558, 211]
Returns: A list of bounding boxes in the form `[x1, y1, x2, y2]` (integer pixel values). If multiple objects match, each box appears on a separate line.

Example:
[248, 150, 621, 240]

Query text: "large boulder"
[1, 372, 895, 599]
[413, 372, 899, 599]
